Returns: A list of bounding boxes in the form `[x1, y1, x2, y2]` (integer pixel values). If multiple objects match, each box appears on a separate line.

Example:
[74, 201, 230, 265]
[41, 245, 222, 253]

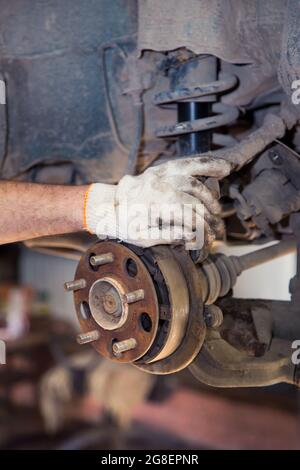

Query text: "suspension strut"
[154, 54, 239, 157]
[176, 56, 217, 155]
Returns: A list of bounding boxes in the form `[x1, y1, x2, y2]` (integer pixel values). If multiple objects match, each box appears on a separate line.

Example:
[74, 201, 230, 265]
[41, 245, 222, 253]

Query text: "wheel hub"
[71, 240, 206, 373]
[89, 278, 127, 330]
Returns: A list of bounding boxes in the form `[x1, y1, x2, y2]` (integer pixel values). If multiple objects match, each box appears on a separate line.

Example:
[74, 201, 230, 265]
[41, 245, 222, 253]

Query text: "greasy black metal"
[155, 55, 218, 157]
[134, 247, 206, 375]
[177, 101, 211, 155]
[154, 51, 238, 160]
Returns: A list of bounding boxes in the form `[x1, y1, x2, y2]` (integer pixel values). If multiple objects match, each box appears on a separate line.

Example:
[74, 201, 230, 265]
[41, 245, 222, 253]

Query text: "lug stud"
[77, 330, 100, 345]
[90, 252, 114, 267]
[113, 338, 137, 355]
[64, 279, 87, 291]
[124, 289, 144, 304]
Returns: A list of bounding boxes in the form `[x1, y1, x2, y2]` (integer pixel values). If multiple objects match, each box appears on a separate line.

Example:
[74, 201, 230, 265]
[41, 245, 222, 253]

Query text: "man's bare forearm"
[0, 153, 231, 247]
[0, 181, 88, 245]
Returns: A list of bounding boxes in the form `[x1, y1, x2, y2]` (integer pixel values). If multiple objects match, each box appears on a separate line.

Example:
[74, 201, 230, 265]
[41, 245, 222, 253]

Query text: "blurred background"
[0, 241, 299, 450]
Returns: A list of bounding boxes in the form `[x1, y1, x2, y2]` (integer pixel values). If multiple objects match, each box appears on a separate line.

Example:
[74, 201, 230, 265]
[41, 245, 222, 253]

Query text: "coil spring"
[154, 74, 239, 141]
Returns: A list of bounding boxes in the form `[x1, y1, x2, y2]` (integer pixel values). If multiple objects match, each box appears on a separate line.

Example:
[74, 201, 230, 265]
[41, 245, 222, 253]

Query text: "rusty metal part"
[74, 241, 159, 363]
[204, 304, 223, 328]
[88, 277, 129, 331]
[218, 296, 300, 345]
[147, 246, 189, 362]
[125, 289, 145, 304]
[73, 241, 188, 368]
[64, 278, 87, 292]
[77, 330, 100, 345]
[89, 252, 114, 267]
[113, 338, 137, 355]
[134, 246, 206, 374]
[218, 298, 271, 357]
[189, 331, 296, 388]
[69, 238, 298, 383]
[190, 295, 299, 388]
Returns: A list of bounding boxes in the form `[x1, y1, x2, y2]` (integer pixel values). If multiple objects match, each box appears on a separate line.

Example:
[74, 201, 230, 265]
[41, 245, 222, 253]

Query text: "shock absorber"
[154, 54, 239, 157]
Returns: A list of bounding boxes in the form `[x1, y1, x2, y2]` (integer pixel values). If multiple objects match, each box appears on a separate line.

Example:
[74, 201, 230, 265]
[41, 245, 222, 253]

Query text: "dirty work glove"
[84, 156, 232, 249]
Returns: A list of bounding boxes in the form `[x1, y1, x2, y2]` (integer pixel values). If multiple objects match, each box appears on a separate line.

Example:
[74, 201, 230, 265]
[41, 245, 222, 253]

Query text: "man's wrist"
[84, 183, 117, 235]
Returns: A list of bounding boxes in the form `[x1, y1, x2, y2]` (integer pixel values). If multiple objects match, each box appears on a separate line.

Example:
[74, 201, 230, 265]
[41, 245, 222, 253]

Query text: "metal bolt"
[90, 252, 114, 267]
[204, 304, 223, 328]
[77, 330, 100, 345]
[269, 151, 282, 165]
[124, 289, 145, 304]
[175, 122, 188, 130]
[102, 293, 118, 314]
[64, 278, 87, 291]
[113, 338, 137, 355]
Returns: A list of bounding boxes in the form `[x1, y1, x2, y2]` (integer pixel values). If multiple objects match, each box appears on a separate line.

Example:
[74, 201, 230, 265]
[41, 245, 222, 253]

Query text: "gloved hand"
[84, 156, 232, 249]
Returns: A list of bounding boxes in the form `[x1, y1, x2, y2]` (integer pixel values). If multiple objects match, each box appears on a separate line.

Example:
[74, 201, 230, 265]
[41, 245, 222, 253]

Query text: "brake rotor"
[132, 245, 190, 365]
[134, 245, 206, 374]
[74, 241, 159, 362]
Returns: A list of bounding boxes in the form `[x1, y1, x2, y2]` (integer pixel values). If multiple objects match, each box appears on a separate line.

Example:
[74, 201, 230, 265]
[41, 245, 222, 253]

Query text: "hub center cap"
[89, 277, 127, 330]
